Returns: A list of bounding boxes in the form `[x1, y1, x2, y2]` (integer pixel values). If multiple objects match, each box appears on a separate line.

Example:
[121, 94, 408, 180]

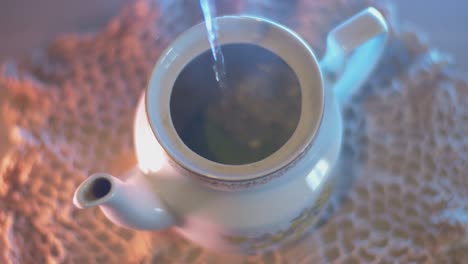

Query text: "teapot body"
[73, 10, 388, 255]
[133, 87, 341, 253]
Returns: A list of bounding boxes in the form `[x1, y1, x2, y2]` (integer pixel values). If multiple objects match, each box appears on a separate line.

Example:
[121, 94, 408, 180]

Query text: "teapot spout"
[73, 170, 175, 230]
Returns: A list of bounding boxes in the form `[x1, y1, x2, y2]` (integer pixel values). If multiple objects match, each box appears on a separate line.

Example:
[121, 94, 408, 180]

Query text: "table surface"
[0, 0, 467, 157]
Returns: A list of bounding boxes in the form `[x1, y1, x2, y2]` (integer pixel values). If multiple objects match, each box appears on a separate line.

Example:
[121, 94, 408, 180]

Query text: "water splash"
[200, 0, 227, 89]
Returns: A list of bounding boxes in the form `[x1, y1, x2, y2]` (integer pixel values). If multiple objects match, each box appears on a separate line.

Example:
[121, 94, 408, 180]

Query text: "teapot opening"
[89, 177, 112, 199]
[170, 43, 301, 166]
[74, 174, 117, 209]
[146, 16, 325, 181]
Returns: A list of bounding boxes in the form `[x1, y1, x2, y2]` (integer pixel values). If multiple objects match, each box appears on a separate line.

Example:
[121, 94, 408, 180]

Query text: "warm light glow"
[306, 159, 330, 191]
[134, 98, 165, 173]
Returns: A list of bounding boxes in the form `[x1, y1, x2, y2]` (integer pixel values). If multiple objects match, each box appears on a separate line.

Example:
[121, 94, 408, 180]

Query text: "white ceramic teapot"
[73, 8, 388, 254]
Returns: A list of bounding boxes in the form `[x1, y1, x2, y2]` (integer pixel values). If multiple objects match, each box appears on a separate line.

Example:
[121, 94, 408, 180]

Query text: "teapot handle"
[320, 7, 388, 104]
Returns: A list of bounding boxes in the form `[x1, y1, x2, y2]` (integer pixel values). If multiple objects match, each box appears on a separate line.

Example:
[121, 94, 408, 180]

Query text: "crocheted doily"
[0, 0, 466, 263]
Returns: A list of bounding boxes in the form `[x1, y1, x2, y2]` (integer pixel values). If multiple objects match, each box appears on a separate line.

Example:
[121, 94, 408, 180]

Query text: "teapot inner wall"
[169, 43, 302, 166]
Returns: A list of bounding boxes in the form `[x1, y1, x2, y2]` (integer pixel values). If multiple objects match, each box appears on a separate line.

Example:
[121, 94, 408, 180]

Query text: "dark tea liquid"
[170, 44, 301, 165]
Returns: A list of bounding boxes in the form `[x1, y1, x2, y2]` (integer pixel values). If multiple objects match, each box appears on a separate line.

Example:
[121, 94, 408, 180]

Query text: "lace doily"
[0, 0, 466, 262]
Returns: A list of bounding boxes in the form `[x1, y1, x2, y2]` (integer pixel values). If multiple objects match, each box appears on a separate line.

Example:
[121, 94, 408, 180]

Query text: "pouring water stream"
[200, 0, 228, 89]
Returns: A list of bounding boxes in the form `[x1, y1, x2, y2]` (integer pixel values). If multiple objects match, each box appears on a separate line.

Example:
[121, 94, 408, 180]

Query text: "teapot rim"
[145, 15, 324, 184]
